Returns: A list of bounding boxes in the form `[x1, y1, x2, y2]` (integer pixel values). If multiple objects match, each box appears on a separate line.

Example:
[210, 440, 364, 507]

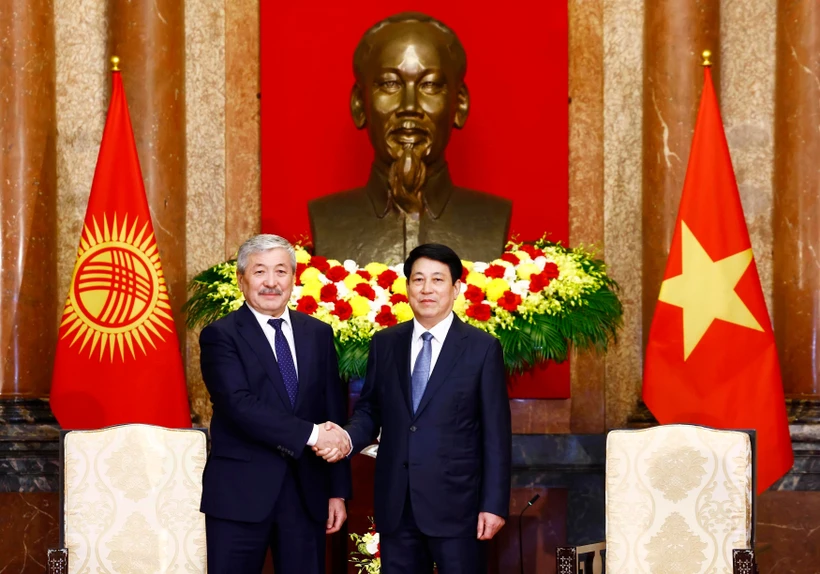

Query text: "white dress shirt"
[247, 305, 319, 446]
[410, 311, 455, 375]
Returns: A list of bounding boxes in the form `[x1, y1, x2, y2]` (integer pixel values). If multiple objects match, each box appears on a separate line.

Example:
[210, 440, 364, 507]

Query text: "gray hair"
[236, 234, 296, 274]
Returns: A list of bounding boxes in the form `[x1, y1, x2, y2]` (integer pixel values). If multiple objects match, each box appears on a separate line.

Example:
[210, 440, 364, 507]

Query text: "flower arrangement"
[349, 519, 380, 573]
[183, 239, 623, 380]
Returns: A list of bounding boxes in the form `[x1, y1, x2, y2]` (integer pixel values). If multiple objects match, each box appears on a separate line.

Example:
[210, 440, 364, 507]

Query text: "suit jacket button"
[403, 462, 408, 469]
[409, 426, 417, 432]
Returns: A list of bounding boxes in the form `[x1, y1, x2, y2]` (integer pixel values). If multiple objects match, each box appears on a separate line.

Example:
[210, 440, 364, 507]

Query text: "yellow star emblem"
[658, 222, 763, 360]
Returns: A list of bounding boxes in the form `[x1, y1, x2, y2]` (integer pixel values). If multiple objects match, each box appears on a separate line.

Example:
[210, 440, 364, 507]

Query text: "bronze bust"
[308, 12, 511, 265]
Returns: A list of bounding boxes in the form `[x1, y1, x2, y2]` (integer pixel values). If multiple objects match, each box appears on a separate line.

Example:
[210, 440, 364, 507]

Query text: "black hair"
[403, 243, 463, 284]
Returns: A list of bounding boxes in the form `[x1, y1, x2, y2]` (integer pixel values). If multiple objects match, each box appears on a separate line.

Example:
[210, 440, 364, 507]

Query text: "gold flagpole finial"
[701, 50, 712, 67]
[110, 56, 120, 72]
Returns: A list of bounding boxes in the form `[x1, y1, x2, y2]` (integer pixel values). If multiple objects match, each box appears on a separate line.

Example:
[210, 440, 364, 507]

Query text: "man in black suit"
[318, 243, 512, 573]
[199, 234, 352, 574]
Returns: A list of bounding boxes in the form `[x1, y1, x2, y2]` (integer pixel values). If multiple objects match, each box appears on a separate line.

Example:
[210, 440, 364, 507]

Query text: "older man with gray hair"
[199, 234, 351, 574]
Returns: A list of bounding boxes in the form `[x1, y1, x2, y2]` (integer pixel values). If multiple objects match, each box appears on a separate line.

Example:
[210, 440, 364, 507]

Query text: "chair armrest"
[47, 548, 68, 574]
[733, 549, 758, 574]
[557, 542, 605, 574]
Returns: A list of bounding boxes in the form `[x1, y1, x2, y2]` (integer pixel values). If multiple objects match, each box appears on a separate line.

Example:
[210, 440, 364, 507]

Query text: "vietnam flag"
[50, 69, 191, 429]
[643, 68, 792, 493]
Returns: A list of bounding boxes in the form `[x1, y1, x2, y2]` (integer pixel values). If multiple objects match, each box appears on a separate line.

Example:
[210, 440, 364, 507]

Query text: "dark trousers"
[381, 494, 486, 574]
[205, 466, 325, 574]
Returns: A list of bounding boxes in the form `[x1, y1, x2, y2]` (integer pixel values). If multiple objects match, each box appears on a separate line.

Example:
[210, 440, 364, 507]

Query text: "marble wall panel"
[0, 493, 59, 573]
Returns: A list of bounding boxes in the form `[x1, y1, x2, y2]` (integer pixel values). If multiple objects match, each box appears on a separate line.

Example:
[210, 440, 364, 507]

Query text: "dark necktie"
[411, 332, 433, 413]
[268, 318, 298, 407]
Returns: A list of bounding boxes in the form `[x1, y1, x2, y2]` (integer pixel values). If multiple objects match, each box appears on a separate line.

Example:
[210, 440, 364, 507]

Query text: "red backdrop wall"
[260, 2, 569, 398]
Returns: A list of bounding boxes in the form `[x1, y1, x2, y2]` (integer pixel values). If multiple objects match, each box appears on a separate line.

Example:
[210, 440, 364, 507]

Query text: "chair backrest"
[605, 424, 753, 574]
[60, 424, 207, 574]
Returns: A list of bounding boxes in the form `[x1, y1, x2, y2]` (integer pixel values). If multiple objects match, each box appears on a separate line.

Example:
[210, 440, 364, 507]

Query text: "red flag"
[50, 71, 190, 429]
[643, 68, 792, 493]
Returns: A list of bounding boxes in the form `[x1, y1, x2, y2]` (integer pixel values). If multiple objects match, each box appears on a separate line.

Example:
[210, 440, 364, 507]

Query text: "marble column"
[0, 0, 58, 398]
[642, 0, 720, 344]
[773, 0, 820, 398]
[108, 0, 187, 346]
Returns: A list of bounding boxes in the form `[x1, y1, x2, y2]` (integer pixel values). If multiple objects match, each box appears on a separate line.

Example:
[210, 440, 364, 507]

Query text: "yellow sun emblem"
[60, 213, 174, 362]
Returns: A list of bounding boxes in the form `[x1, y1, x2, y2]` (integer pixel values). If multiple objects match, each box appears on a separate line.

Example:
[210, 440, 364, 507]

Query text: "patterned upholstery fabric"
[606, 425, 752, 574]
[62, 424, 207, 574]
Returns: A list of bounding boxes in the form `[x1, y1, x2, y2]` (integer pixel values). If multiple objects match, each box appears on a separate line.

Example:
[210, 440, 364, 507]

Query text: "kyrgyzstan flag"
[643, 67, 792, 493]
[50, 69, 191, 429]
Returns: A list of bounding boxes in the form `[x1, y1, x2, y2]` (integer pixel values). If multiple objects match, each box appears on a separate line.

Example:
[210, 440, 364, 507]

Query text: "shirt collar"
[412, 311, 454, 343]
[247, 303, 292, 331]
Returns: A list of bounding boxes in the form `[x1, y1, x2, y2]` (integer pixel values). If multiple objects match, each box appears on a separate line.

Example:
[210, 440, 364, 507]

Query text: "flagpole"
[701, 50, 712, 67]
[110, 55, 120, 72]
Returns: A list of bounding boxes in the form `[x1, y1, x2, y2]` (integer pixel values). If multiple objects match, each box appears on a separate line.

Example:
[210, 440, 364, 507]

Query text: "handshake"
[313, 421, 350, 463]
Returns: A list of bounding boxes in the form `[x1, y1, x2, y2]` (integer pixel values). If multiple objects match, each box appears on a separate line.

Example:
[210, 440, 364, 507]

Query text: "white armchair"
[46, 424, 207, 574]
[558, 424, 758, 573]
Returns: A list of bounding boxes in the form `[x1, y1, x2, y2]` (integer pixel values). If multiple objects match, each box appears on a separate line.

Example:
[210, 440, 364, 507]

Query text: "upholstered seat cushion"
[62, 424, 207, 574]
[606, 425, 752, 574]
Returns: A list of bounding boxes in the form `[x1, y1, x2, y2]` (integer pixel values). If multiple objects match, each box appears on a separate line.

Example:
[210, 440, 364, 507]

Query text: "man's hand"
[476, 512, 505, 540]
[313, 422, 350, 463]
[326, 498, 347, 534]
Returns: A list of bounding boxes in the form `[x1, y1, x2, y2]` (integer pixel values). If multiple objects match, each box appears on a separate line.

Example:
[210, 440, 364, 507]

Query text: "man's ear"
[454, 84, 470, 129]
[350, 84, 367, 129]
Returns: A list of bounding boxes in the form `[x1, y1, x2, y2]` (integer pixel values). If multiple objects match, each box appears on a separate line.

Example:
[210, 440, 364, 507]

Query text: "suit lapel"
[235, 304, 293, 411]
[413, 316, 468, 419]
[290, 311, 313, 413]
[394, 321, 414, 417]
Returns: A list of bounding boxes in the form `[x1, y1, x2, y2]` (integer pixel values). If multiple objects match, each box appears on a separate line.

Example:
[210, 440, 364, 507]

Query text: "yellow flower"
[512, 250, 532, 263]
[453, 294, 467, 315]
[300, 280, 322, 301]
[465, 271, 488, 289]
[461, 260, 474, 271]
[365, 262, 389, 276]
[343, 273, 367, 290]
[391, 277, 407, 295]
[516, 263, 541, 280]
[350, 296, 371, 318]
[485, 278, 511, 302]
[295, 248, 311, 264]
[392, 301, 414, 322]
[300, 266, 321, 284]
[328, 259, 342, 268]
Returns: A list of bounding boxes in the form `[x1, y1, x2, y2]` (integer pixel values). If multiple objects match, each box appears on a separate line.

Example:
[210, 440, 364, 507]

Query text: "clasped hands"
[313, 421, 349, 463]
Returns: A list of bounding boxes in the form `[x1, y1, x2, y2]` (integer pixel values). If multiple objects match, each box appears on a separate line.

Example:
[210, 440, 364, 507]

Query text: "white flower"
[472, 262, 489, 273]
[533, 256, 547, 269]
[343, 259, 359, 272]
[365, 533, 379, 556]
[510, 280, 529, 296]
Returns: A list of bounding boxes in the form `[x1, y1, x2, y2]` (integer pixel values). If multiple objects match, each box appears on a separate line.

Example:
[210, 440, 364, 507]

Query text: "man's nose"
[400, 83, 422, 115]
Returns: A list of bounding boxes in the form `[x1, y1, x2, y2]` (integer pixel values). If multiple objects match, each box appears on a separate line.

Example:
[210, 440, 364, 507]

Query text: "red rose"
[463, 284, 485, 304]
[377, 269, 399, 290]
[295, 262, 307, 285]
[354, 283, 377, 300]
[389, 293, 408, 304]
[529, 271, 551, 293]
[484, 264, 506, 279]
[325, 265, 349, 282]
[319, 283, 338, 302]
[543, 261, 560, 279]
[375, 305, 397, 327]
[310, 256, 330, 273]
[519, 244, 545, 259]
[501, 252, 520, 265]
[356, 269, 372, 281]
[460, 266, 470, 282]
[331, 300, 352, 321]
[497, 290, 522, 312]
[296, 295, 318, 314]
[465, 302, 492, 322]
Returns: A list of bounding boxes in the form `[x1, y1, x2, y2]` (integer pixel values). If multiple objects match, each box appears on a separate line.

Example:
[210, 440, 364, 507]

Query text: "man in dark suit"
[318, 243, 512, 573]
[199, 234, 352, 574]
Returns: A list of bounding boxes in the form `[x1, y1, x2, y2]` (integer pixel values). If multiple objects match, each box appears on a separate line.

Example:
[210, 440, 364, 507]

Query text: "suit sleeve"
[344, 334, 383, 454]
[479, 338, 512, 519]
[199, 323, 314, 458]
[324, 328, 352, 499]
